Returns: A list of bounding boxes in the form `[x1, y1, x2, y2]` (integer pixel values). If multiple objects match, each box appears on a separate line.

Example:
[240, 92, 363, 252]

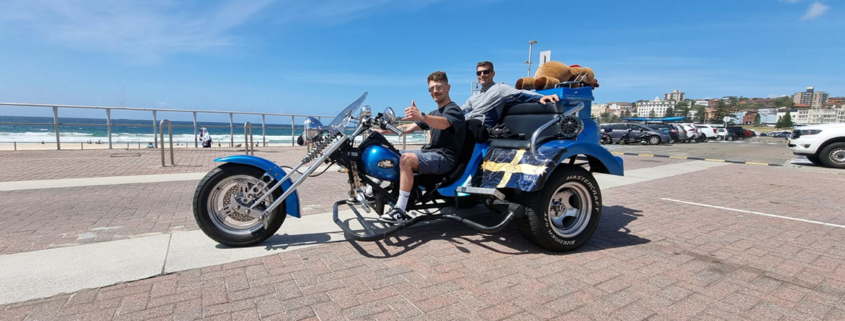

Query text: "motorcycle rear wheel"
[193, 164, 286, 247]
[516, 166, 602, 252]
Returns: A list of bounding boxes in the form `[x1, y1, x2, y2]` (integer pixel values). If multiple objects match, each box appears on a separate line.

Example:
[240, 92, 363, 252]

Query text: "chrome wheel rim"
[207, 174, 272, 235]
[650, 136, 659, 145]
[547, 182, 592, 238]
[831, 148, 845, 164]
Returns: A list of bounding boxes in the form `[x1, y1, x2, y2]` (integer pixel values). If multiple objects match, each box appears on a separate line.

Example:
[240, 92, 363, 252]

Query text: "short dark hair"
[427, 71, 448, 83]
[477, 61, 494, 70]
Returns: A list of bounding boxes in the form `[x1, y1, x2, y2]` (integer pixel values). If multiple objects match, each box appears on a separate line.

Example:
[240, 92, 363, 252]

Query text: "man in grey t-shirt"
[463, 61, 560, 127]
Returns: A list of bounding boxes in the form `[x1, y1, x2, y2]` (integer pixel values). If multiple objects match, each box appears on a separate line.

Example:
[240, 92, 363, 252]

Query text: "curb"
[610, 151, 782, 167]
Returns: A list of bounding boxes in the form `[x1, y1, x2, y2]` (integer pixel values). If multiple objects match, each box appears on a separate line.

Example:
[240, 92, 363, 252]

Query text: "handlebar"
[385, 123, 404, 136]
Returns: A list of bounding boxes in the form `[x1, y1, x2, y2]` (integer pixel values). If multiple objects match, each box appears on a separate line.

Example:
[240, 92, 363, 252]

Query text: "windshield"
[327, 92, 368, 134]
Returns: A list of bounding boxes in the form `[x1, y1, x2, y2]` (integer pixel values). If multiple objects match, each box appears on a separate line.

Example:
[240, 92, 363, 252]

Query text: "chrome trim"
[529, 102, 585, 154]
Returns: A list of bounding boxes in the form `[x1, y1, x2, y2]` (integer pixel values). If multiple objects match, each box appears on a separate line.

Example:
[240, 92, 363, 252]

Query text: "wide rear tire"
[193, 164, 286, 247]
[516, 166, 602, 252]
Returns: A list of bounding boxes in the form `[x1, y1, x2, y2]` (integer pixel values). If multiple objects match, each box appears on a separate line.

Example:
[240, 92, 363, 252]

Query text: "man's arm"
[461, 99, 473, 113]
[376, 122, 421, 135]
[501, 83, 559, 104]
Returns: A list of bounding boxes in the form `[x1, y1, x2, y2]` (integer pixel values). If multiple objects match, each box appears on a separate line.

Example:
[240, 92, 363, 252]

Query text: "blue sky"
[0, 0, 842, 122]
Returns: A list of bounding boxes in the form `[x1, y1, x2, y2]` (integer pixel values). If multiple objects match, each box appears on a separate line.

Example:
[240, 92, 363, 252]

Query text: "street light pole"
[526, 40, 537, 77]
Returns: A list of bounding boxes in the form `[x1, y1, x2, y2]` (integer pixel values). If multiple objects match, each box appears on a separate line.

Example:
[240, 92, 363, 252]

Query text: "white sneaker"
[378, 208, 411, 224]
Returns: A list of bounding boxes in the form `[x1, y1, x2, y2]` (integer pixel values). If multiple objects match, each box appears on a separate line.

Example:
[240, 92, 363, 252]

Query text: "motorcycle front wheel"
[193, 164, 286, 247]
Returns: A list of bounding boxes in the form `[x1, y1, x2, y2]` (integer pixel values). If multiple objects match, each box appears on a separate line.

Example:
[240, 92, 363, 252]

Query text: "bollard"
[81, 142, 83, 150]
[14, 142, 16, 151]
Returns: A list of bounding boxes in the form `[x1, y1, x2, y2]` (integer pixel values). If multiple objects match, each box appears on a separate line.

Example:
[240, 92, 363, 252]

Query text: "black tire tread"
[192, 164, 286, 247]
[515, 165, 602, 252]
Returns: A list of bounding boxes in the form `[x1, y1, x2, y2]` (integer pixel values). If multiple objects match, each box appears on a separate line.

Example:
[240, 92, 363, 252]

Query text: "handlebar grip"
[386, 123, 403, 136]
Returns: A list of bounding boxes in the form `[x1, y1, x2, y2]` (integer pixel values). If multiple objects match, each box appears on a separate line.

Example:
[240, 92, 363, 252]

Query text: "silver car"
[602, 123, 672, 145]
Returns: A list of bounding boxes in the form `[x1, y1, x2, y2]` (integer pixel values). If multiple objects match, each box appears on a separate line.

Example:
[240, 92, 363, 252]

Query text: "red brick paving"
[3, 149, 845, 319]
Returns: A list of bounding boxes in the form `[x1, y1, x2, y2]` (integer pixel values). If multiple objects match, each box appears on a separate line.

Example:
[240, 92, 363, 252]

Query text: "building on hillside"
[743, 112, 757, 124]
[694, 100, 709, 107]
[792, 87, 829, 108]
[664, 90, 685, 102]
[606, 102, 633, 118]
[757, 108, 778, 124]
[636, 97, 675, 117]
[591, 103, 608, 118]
[793, 108, 845, 125]
[828, 97, 845, 105]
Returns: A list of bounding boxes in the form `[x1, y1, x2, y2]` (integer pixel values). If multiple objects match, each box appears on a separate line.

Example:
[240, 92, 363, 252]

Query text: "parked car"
[647, 123, 687, 144]
[695, 124, 720, 140]
[788, 123, 845, 168]
[726, 126, 747, 140]
[678, 123, 701, 142]
[601, 123, 671, 145]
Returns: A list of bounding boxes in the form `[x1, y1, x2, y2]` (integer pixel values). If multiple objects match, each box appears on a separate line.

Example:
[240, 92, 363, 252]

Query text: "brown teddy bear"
[514, 61, 599, 90]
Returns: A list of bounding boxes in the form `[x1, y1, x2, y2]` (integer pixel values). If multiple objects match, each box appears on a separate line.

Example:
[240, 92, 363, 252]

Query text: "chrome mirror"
[303, 117, 324, 143]
[383, 107, 396, 124]
[359, 105, 372, 120]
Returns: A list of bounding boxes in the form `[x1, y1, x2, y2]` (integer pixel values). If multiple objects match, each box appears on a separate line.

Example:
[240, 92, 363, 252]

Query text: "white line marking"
[660, 198, 845, 229]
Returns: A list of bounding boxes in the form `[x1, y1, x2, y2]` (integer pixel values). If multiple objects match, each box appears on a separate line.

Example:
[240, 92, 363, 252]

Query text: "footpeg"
[356, 189, 372, 213]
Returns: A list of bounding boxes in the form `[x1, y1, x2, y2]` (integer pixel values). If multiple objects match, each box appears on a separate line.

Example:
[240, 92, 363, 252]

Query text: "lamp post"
[526, 40, 537, 77]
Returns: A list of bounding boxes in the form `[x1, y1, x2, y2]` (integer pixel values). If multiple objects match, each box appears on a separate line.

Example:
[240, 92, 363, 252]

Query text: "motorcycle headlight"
[383, 107, 396, 124]
[303, 117, 324, 143]
[800, 129, 822, 135]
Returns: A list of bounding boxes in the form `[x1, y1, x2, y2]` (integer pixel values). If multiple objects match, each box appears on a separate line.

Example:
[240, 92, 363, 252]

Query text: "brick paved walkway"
[3, 149, 845, 320]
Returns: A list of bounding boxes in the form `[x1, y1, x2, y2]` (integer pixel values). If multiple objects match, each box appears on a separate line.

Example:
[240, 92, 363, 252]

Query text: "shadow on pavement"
[347, 205, 649, 258]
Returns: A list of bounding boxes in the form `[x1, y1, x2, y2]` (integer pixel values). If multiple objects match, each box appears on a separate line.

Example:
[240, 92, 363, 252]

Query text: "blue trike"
[193, 86, 624, 252]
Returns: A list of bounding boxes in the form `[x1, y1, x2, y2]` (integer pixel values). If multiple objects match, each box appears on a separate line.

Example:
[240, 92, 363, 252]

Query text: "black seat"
[489, 102, 562, 149]
[416, 119, 486, 188]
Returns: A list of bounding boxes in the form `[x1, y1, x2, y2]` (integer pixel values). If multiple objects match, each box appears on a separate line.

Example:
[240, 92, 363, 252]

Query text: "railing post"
[193, 112, 198, 148]
[160, 120, 175, 166]
[261, 115, 266, 147]
[291, 116, 295, 147]
[229, 113, 234, 148]
[244, 122, 254, 155]
[52, 106, 61, 150]
[106, 109, 112, 149]
[152, 110, 158, 148]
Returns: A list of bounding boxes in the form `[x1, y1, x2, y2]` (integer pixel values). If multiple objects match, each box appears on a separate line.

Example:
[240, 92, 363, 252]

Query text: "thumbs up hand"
[403, 100, 423, 121]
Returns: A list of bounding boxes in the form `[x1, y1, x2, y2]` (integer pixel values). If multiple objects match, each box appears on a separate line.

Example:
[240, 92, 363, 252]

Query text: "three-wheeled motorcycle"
[192, 86, 624, 252]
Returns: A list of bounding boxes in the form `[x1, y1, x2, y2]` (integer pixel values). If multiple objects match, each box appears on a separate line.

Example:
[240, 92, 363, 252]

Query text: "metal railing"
[0, 102, 334, 150]
[160, 120, 175, 166]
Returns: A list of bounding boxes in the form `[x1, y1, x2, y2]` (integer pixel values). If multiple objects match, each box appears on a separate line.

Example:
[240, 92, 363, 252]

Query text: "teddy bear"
[514, 61, 599, 90]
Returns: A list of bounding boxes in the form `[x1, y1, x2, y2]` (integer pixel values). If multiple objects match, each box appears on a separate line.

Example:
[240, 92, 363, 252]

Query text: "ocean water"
[0, 116, 427, 145]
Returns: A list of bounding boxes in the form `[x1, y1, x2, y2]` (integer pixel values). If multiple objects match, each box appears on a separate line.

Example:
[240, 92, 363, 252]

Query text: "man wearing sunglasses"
[375, 71, 465, 223]
[463, 61, 559, 127]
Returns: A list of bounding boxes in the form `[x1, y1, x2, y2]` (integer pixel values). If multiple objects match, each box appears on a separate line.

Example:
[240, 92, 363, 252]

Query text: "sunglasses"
[428, 84, 443, 93]
[476, 69, 492, 76]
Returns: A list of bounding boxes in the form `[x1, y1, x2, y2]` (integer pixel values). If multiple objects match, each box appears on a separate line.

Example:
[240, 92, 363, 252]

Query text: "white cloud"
[0, 0, 447, 63]
[0, 0, 275, 63]
[801, 2, 829, 20]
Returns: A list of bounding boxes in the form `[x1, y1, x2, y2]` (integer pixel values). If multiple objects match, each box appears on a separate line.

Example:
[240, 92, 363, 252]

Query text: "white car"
[787, 123, 845, 168]
[694, 124, 719, 140]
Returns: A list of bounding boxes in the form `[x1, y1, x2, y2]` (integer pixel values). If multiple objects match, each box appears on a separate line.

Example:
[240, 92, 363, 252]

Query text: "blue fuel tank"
[361, 144, 401, 181]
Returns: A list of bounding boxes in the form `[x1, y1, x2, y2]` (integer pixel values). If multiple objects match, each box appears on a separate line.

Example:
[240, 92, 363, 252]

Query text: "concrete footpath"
[0, 161, 729, 305]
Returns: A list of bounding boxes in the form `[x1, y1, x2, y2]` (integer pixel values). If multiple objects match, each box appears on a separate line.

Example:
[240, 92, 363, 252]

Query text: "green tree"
[753, 113, 760, 126]
[599, 112, 611, 123]
[776, 116, 784, 128]
[696, 106, 707, 123]
[648, 110, 656, 118]
[782, 112, 794, 128]
[713, 100, 730, 123]
[774, 96, 795, 108]
[664, 107, 675, 118]
[623, 109, 632, 118]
